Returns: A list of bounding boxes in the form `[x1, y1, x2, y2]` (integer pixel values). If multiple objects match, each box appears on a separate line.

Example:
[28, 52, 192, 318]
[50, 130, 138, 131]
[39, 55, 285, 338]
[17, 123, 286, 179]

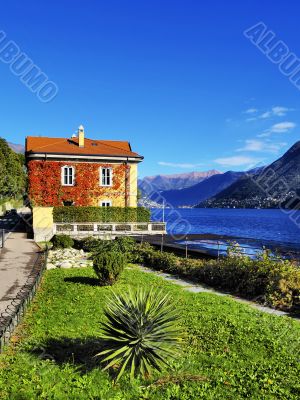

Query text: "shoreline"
[134, 233, 300, 260]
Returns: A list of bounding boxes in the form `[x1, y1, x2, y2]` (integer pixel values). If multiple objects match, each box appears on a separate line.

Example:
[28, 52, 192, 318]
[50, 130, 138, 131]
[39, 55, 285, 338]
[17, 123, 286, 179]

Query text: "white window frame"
[100, 200, 112, 207]
[100, 167, 113, 187]
[61, 165, 75, 186]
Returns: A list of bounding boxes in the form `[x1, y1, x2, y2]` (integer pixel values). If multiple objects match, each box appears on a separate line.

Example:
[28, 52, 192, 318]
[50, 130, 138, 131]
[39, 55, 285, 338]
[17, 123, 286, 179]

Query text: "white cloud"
[214, 155, 262, 167]
[272, 106, 290, 116]
[246, 106, 293, 122]
[158, 161, 204, 169]
[269, 121, 296, 132]
[237, 139, 287, 153]
[258, 121, 296, 137]
[260, 111, 272, 119]
[244, 108, 258, 114]
[259, 106, 292, 119]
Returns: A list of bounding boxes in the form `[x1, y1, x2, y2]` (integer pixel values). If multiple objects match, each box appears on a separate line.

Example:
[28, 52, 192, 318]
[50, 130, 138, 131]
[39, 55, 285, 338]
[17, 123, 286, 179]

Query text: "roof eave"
[25, 151, 144, 161]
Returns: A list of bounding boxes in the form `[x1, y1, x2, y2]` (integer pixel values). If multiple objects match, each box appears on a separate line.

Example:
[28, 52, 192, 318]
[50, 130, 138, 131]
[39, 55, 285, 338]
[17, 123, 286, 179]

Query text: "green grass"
[1, 266, 300, 399]
[36, 241, 53, 250]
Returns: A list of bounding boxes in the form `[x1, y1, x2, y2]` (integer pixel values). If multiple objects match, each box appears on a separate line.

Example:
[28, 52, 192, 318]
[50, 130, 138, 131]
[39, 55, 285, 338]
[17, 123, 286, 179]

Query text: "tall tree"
[0, 138, 26, 200]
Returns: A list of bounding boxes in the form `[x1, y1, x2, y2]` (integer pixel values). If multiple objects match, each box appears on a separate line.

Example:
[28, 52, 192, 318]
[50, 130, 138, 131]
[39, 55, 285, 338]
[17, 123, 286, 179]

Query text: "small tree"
[93, 252, 126, 285]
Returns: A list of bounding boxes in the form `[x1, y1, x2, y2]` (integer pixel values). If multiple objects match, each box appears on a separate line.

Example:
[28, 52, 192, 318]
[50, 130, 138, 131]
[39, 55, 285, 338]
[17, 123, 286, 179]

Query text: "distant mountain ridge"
[155, 171, 246, 207]
[201, 141, 300, 209]
[8, 142, 24, 154]
[139, 169, 221, 195]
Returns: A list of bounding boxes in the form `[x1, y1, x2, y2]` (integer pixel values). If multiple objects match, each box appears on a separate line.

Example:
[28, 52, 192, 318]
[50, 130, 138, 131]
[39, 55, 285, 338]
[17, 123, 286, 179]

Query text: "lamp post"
[185, 236, 188, 259]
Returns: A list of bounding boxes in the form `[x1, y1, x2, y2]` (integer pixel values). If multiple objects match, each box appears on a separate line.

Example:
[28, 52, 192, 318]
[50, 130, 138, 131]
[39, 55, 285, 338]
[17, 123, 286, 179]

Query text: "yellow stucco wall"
[33, 207, 54, 229]
[90, 163, 138, 208]
[32, 207, 54, 242]
[91, 197, 126, 207]
[129, 163, 138, 207]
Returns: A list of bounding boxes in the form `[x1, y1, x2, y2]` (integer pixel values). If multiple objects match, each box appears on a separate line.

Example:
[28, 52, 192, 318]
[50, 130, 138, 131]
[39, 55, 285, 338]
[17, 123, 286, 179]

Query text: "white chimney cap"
[78, 124, 84, 131]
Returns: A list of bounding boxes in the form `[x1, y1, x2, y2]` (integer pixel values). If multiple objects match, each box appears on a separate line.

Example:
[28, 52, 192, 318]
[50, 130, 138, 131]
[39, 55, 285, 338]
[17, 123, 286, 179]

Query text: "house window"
[62, 166, 75, 186]
[63, 200, 74, 206]
[100, 167, 113, 186]
[100, 200, 112, 207]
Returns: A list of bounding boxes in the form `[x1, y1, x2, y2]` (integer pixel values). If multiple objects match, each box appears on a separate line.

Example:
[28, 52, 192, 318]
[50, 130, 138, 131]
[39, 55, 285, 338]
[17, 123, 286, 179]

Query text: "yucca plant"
[96, 289, 182, 381]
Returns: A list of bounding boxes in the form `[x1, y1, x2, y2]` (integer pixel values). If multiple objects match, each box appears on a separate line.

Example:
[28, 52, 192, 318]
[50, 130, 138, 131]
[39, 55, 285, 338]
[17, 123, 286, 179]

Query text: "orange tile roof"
[26, 136, 143, 159]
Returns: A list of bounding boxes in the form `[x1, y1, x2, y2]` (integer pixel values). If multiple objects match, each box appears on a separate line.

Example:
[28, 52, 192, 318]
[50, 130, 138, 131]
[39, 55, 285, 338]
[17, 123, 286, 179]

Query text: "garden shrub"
[112, 237, 139, 263]
[78, 236, 140, 263]
[93, 251, 126, 285]
[134, 242, 300, 311]
[265, 259, 300, 309]
[51, 234, 74, 249]
[78, 236, 103, 253]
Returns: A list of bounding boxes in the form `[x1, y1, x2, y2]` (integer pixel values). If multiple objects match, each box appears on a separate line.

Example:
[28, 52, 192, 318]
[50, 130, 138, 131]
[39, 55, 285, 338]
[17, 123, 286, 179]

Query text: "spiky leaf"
[96, 289, 181, 381]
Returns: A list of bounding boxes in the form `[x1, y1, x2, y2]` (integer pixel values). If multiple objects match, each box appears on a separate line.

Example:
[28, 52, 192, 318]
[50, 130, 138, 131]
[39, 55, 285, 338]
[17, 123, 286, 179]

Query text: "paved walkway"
[0, 217, 39, 317]
[138, 265, 293, 318]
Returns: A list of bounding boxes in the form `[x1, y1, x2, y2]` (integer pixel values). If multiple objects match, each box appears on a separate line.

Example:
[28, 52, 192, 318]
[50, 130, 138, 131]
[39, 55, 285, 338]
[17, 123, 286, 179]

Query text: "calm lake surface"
[151, 208, 300, 249]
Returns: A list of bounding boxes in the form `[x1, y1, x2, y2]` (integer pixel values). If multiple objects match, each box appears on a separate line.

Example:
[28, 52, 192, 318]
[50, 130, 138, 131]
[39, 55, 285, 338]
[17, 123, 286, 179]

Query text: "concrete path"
[137, 265, 292, 318]
[0, 215, 39, 317]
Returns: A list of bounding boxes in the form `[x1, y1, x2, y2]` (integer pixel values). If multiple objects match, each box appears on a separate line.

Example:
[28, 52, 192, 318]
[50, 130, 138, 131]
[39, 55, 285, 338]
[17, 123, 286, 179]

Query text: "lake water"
[151, 208, 300, 255]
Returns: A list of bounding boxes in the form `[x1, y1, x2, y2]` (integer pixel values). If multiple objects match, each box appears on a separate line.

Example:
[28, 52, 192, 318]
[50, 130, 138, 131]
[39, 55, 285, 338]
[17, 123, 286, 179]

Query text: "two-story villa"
[25, 125, 143, 241]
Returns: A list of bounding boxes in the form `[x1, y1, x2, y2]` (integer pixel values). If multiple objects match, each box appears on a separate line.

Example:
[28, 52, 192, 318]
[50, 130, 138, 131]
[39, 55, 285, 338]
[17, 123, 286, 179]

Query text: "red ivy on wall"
[27, 160, 130, 206]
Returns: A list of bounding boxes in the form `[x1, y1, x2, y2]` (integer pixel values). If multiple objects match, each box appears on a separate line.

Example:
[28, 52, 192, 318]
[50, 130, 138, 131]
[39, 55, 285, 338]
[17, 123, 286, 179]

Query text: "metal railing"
[0, 248, 48, 353]
[0, 228, 6, 248]
[53, 222, 167, 236]
[136, 235, 300, 261]
[176, 238, 300, 260]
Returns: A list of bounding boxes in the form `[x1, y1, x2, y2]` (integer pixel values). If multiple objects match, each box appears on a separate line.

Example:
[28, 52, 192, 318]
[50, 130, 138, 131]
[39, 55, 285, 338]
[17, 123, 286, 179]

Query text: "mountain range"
[201, 141, 300, 209]
[152, 171, 246, 207]
[140, 141, 300, 209]
[138, 170, 220, 195]
[138, 167, 267, 208]
[8, 142, 25, 154]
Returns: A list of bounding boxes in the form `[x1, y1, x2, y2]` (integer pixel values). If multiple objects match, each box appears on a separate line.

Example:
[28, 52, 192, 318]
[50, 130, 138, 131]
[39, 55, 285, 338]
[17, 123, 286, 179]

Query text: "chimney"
[78, 124, 84, 147]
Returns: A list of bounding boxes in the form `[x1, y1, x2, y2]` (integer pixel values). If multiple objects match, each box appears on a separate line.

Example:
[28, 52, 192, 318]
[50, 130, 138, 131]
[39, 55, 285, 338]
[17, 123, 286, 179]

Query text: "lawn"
[0, 266, 300, 399]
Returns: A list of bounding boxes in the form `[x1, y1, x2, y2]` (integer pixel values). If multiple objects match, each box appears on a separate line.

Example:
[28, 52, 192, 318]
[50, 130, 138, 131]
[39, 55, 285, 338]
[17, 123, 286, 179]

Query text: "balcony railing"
[53, 222, 166, 236]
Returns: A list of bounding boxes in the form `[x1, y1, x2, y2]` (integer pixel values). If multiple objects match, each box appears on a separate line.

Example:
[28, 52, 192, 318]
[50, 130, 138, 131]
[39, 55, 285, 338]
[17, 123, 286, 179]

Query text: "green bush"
[51, 234, 74, 249]
[93, 251, 126, 285]
[78, 237, 140, 263]
[77, 236, 102, 253]
[134, 243, 300, 311]
[53, 206, 150, 223]
[97, 289, 181, 381]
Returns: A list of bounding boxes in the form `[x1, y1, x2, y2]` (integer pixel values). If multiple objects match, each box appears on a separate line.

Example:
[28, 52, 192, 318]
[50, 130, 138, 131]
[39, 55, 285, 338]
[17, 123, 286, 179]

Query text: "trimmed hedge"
[53, 206, 151, 223]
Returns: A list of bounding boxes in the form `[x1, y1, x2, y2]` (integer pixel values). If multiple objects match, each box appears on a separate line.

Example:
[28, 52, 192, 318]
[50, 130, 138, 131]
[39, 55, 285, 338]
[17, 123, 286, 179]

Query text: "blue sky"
[1, 1, 300, 177]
